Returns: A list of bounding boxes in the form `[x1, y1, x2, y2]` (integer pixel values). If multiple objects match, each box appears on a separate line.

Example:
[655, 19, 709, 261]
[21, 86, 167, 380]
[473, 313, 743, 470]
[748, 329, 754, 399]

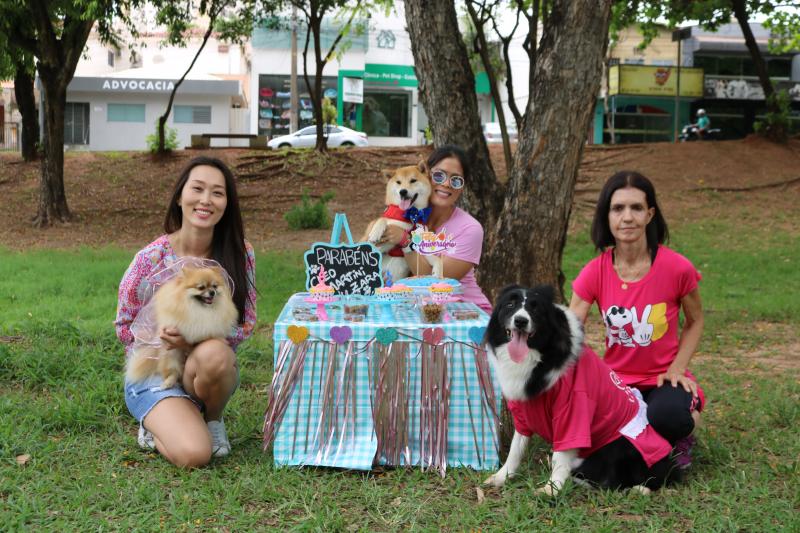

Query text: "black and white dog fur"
[484, 284, 679, 496]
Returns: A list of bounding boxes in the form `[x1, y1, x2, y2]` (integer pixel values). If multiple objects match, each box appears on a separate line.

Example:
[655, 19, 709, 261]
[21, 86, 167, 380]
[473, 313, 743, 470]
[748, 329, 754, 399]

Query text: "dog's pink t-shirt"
[437, 207, 492, 312]
[506, 348, 672, 467]
[572, 246, 703, 398]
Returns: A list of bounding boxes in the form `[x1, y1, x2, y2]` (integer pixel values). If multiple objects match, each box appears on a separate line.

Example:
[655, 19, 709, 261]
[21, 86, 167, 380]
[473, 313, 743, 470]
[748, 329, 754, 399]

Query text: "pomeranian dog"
[363, 161, 433, 281]
[126, 267, 238, 388]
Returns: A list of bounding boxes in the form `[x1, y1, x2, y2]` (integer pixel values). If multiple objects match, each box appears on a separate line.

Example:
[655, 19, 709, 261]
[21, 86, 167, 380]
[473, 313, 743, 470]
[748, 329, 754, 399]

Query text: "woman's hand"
[379, 225, 410, 247]
[160, 328, 193, 351]
[657, 366, 698, 397]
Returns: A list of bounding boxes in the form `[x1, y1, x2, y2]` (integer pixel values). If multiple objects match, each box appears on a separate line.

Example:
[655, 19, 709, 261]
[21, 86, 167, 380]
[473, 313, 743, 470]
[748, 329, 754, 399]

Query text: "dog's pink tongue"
[507, 330, 529, 363]
[399, 198, 412, 210]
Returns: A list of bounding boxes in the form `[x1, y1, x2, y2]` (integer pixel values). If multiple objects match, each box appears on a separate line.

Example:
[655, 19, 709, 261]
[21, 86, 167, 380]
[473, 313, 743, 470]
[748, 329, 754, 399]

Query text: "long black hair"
[427, 144, 471, 181]
[590, 170, 669, 254]
[165, 156, 253, 323]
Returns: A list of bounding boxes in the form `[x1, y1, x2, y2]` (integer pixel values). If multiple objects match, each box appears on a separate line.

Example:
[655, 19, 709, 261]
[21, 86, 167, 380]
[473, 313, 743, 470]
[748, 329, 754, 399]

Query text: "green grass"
[1, 222, 799, 531]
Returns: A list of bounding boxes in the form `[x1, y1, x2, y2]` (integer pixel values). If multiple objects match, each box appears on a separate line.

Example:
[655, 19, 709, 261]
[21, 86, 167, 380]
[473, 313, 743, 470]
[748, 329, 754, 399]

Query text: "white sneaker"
[207, 419, 231, 457]
[138, 425, 155, 450]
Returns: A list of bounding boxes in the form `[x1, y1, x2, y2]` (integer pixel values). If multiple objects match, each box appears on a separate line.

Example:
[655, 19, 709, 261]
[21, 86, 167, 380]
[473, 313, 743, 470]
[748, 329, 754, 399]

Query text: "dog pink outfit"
[434, 207, 492, 312]
[505, 347, 673, 467]
[572, 245, 705, 408]
[115, 235, 257, 354]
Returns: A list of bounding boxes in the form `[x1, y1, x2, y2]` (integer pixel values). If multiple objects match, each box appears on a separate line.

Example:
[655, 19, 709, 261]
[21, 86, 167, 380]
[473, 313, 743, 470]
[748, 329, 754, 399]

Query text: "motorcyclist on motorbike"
[693, 109, 710, 138]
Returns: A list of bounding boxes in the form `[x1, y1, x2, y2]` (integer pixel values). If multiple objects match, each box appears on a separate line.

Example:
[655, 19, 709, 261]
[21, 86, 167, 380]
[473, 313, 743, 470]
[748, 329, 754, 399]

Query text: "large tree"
[0, 1, 140, 227]
[405, 0, 613, 299]
[290, 0, 369, 152]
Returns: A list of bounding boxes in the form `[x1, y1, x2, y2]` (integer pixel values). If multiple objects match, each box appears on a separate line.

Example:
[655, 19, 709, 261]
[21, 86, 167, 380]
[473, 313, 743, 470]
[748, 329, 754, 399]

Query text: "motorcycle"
[679, 125, 722, 142]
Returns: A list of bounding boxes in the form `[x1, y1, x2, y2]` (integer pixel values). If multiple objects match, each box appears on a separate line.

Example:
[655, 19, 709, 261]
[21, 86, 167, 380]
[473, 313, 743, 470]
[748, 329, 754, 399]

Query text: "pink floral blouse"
[114, 235, 257, 353]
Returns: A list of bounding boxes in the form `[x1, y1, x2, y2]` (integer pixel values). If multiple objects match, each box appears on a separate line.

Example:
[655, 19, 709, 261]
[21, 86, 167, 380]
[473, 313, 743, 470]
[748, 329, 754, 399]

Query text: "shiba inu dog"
[363, 162, 433, 281]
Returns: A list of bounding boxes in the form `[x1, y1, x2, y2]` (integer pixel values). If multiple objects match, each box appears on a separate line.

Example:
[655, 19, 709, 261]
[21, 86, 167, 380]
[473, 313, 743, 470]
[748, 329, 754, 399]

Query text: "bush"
[145, 120, 179, 153]
[754, 90, 790, 143]
[284, 190, 335, 230]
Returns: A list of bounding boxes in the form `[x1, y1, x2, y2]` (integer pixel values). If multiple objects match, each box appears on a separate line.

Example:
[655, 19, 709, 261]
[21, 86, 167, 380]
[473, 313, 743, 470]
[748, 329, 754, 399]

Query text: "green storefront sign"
[362, 64, 418, 88]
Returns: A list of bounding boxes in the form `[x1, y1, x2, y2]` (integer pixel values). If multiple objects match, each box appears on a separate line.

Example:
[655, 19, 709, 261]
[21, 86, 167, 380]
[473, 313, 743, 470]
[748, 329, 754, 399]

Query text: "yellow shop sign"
[609, 65, 704, 97]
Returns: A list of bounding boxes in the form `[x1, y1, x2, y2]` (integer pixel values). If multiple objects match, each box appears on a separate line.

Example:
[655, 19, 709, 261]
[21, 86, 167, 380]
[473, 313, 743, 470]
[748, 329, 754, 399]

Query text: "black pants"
[641, 385, 697, 444]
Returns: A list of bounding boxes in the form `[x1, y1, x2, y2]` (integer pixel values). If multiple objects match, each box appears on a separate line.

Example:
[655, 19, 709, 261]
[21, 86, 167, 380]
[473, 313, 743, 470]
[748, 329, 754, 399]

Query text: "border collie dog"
[484, 285, 680, 496]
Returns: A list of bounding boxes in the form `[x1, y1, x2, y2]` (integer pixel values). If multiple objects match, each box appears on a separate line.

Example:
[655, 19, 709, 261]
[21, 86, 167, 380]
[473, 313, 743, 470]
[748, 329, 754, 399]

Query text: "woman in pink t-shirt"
[380, 145, 492, 312]
[569, 171, 704, 469]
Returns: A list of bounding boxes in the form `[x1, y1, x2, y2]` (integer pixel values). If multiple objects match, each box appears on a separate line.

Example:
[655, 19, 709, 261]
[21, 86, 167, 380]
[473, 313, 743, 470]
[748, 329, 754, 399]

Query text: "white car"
[268, 125, 369, 149]
[483, 122, 518, 143]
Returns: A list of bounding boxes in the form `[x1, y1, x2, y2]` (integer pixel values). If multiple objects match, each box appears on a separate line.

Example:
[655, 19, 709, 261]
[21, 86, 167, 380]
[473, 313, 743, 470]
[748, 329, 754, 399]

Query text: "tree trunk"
[481, 0, 613, 301]
[404, 0, 503, 227]
[14, 62, 39, 161]
[35, 70, 70, 226]
[731, 0, 774, 103]
[310, 15, 328, 153]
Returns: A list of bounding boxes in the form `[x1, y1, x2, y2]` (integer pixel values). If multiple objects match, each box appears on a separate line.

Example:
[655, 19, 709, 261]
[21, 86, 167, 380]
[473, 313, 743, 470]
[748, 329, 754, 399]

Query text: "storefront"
[63, 72, 242, 151]
[594, 64, 703, 144]
[336, 64, 420, 145]
[256, 74, 339, 138]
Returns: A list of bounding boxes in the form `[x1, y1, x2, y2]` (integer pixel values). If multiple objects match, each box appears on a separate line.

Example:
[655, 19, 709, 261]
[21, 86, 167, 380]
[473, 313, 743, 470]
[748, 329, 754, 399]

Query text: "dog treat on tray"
[344, 304, 368, 315]
[344, 313, 364, 322]
[421, 302, 444, 323]
[451, 309, 480, 320]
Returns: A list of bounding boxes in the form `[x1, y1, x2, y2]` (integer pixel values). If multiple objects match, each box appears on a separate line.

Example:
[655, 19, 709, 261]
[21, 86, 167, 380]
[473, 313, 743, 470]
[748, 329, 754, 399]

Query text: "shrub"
[754, 90, 790, 143]
[145, 120, 179, 153]
[284, 190, 335, 230]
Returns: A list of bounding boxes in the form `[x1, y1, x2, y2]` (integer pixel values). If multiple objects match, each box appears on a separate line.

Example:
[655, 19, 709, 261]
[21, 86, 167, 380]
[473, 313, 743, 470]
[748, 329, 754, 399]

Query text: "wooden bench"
[190, 133, 268, 149]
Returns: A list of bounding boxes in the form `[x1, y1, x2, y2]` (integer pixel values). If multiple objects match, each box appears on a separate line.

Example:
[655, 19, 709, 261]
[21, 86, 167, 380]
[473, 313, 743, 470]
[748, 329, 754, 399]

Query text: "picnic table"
[190, 133, 267, 148]
[262, 293, 502, 476]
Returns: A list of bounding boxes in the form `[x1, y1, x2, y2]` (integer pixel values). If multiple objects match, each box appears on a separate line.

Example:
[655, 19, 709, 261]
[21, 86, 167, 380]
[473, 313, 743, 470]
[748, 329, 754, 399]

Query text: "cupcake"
[429, 282, 453, 303]
[391, 284, 413, 300]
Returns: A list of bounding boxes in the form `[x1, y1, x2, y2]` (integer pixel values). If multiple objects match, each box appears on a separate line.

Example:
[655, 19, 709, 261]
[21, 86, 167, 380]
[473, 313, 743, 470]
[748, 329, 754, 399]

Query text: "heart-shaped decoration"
[468, 326, 486, 345]
[330, 325, 353, 345]
[375, 327, 398, 345]
[287, 325, 309, 344]
[422, 327, 445, 346]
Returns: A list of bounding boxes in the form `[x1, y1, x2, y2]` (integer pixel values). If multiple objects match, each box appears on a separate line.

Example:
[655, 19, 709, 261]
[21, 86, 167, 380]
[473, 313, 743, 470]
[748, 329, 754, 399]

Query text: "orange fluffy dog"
[125, 267, 238, 388]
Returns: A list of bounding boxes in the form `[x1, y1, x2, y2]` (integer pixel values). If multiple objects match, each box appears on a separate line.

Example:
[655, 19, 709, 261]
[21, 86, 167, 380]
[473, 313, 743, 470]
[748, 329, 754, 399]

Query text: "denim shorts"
[124, 374, 200, 423]
[124, 368, 241, 423]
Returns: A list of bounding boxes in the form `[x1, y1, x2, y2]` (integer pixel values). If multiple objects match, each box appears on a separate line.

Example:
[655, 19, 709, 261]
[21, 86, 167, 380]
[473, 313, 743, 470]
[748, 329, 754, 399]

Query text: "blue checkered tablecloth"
[268, 294, 502, 472]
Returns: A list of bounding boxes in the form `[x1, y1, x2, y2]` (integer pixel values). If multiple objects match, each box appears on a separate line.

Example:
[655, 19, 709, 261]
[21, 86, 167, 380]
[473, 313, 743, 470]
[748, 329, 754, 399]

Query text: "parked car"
[268, 125, 369, 149]
[482, 122, 518, 143]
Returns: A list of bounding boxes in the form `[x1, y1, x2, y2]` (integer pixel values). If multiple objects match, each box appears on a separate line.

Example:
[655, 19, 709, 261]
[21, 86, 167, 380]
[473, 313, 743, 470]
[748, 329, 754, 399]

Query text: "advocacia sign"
[101, 79, 176, 91]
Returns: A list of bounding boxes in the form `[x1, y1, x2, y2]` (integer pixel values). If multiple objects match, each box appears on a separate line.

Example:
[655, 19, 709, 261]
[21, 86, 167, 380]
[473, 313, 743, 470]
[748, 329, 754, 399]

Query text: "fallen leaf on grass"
[16, 454, 31, 466]
[476, 486, 485, 503]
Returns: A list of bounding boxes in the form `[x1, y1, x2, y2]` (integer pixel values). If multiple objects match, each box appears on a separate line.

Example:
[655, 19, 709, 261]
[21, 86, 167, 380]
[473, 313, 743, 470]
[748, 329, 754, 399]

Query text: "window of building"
[108, 50, 114, 67]
[107, 103, 145, 122]
[65, 102, 90, 144]
[257, 74, 338, 137]
[174, 105, 212, 124]
[363, 92, 410, 138]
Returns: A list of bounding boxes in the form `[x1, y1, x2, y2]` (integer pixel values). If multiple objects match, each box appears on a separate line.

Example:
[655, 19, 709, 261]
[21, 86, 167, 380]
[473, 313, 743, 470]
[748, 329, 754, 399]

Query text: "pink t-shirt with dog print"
[572, 245, 702, 395]
[506, 347, 673, 467]
[437, 207, 492, 312]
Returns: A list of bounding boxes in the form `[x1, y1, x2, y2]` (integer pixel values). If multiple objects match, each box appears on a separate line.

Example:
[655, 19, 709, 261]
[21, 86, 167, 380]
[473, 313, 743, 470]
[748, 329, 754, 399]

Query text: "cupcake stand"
[262, 215, 502, 476]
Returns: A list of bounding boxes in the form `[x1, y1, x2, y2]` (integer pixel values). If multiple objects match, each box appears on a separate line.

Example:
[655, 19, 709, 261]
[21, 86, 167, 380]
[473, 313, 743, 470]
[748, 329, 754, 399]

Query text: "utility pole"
[290, 6, 299, 133]
[672, 27, 691, 142]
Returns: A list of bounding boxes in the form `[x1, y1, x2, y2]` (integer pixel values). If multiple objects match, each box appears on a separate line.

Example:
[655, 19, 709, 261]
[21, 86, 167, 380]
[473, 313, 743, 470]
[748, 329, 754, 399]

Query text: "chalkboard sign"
[303, 214, 383, 295]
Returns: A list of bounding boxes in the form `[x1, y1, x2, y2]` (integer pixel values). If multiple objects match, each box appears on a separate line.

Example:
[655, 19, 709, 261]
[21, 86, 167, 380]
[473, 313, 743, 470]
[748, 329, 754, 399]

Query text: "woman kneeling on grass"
[115, 156, 256, 467]
[569, 170, 704, 469]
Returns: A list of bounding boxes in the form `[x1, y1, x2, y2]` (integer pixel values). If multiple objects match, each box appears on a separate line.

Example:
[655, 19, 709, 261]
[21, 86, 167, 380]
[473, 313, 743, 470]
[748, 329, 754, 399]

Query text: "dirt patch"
[1, 138, 798, 251]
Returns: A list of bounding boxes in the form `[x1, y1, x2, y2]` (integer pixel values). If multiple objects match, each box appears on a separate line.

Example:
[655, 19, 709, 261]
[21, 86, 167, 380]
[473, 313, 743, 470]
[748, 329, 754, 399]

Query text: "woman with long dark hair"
[570, 170, 704, 470]
[115, 156, 256, 467]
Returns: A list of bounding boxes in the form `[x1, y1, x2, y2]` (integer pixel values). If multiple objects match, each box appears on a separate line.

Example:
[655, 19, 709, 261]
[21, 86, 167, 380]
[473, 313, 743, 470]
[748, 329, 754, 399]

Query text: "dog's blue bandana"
[404, 206, 431, 224]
